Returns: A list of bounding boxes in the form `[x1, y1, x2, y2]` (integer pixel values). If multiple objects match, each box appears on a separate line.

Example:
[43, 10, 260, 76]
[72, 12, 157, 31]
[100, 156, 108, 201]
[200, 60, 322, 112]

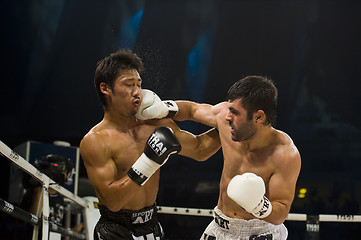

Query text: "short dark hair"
[94, 49, 145, 109]
[227, 75, 278, 126]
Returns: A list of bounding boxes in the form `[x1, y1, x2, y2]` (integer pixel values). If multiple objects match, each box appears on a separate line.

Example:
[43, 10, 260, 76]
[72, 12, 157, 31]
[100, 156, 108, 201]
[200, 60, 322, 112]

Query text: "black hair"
[94, 49, 145, 109]
[227, 75, 278, 126]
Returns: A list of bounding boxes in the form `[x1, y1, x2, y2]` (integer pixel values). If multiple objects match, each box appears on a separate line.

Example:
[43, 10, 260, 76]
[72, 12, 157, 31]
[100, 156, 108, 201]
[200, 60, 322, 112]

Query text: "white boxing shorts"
[200, 207, 288, 240]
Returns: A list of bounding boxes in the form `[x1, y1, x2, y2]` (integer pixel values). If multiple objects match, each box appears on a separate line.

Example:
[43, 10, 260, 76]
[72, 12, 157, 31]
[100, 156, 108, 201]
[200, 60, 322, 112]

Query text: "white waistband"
[213, 207, 277, 235]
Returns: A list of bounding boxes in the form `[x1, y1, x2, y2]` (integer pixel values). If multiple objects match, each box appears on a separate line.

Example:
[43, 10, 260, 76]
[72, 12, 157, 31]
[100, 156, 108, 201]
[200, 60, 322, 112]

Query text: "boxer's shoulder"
[272, 130, 300, 161]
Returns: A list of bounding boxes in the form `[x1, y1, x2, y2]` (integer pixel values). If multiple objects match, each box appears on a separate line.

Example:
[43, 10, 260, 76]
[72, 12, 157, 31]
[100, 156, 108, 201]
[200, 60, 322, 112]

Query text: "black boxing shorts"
[94, 204, 165, 240]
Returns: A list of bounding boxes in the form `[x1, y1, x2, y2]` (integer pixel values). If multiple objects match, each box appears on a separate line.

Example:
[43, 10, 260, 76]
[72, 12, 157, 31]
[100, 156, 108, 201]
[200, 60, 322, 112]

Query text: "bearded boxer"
[137, 76, 301, 240]
[80, 49, 220, 240]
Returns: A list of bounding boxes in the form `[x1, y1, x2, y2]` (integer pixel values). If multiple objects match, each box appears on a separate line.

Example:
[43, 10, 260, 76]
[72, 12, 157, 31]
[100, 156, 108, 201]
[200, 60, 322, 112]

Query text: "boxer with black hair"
[137, 76, 301, 240]
[80, 49, 220, 240]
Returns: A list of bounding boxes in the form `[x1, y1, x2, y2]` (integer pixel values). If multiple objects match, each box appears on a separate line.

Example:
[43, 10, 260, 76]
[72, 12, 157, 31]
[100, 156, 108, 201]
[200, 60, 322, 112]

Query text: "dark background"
[1, 0, 361, 239]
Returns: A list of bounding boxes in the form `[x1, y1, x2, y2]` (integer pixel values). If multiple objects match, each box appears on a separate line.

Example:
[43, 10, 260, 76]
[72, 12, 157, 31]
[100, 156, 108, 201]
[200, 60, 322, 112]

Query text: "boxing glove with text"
[136, 89, 178, 120]
[128, 126, 181, 186]
[227, 172, 272, 218]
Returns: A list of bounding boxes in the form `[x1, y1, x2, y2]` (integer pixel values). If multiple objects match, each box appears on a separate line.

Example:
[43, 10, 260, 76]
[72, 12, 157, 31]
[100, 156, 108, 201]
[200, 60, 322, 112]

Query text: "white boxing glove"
[135, 89, 178, 120]
[227, 173, 272, 218]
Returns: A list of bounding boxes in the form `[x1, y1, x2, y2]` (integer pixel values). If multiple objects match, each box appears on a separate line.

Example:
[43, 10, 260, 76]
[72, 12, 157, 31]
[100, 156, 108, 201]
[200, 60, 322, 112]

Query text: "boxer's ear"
[254, 110, 265, 123]
[100, 82, 111, 95]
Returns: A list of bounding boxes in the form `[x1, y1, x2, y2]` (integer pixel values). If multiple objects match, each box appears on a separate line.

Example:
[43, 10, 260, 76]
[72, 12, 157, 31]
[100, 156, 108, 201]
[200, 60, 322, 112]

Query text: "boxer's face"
[226, 99, 256, 142]
[106, 69, 142, 115]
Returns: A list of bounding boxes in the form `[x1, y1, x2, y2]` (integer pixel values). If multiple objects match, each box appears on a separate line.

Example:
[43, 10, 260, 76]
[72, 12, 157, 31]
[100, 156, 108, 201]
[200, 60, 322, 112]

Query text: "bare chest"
[110, 127, 155, 175]
[226, 152, 272, 177]
[220, 141, 276, 189]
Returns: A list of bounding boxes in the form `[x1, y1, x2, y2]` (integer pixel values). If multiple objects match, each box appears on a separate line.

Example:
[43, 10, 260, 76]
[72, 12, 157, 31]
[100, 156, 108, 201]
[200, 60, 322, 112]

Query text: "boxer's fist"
[128, 127, 181, 186]
[136, 89, 178, 120]
[227, 173, 272, 218]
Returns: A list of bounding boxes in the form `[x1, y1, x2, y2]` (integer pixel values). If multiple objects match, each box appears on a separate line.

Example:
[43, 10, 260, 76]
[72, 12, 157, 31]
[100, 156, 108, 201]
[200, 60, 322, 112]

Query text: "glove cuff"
[162, 100, 178, 118]
[128, 153, 161, 186]
[251, 196, 272, 219]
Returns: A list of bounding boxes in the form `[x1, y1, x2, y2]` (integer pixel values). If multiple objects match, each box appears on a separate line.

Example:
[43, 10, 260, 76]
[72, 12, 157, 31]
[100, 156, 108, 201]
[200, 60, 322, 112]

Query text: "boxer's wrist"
[161, 100, 178, 118]
[250, 196, 272, 218]
[128, 153, 160, 186]
[128, 127, 181, 186]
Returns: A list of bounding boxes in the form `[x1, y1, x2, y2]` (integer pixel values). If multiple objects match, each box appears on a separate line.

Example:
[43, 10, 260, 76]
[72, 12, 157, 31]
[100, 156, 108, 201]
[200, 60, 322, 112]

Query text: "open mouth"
[229, 124, 235, 135]
[133, 99, 141, 107]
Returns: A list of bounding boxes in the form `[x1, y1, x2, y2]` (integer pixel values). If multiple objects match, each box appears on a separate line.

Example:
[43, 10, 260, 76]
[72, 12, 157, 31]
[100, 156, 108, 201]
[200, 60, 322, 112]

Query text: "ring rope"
[0, 198, 86, 239]
[0, 140, 88, 208]
[0, 140, 90, 240]
[156, 206, 361, 222]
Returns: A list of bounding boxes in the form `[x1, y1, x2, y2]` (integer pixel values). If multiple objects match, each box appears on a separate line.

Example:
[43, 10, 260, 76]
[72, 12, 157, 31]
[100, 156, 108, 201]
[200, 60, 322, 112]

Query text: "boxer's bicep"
[80, 134, 118, 199]
[268, 148, 301, 216]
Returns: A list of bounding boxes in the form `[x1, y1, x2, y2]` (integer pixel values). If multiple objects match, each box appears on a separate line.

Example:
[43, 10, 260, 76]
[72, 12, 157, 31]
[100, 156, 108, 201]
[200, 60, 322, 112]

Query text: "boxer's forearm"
[173, 100, 194, 121]
[262, 200, 291, 225]
[174, 101, 217, 128]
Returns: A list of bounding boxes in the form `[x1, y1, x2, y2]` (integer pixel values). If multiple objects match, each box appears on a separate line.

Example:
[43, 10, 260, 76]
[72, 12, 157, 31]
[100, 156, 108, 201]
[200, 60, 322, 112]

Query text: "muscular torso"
[107, 124, 159, 209]
[82, 111, 220, 213]
[215, 109, 290, 219]
[84, 120, 165, 210]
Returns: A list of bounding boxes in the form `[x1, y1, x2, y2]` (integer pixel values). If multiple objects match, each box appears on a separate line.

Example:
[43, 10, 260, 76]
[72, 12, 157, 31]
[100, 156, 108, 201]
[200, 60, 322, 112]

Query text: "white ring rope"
[0, 140, 88, 208]
[157, 206, 214, 217]
[0, 140, 90, 240]
[156, 206, 361, 222]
